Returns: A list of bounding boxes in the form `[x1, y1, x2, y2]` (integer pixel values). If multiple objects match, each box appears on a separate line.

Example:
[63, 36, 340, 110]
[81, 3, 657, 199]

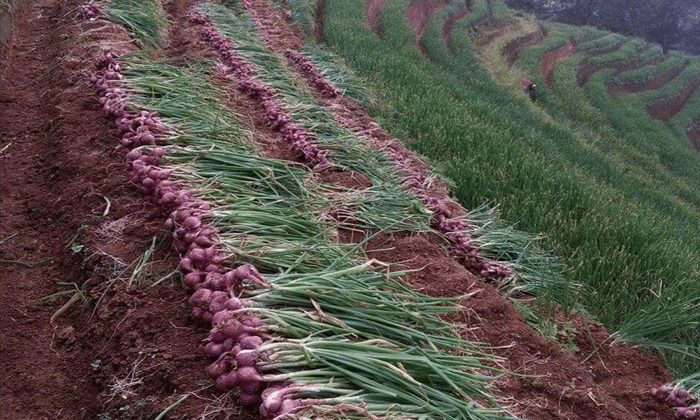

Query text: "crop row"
[91, 46, 517, 418]
[80, 0, 530, 418]
[317, 0, 700, 376]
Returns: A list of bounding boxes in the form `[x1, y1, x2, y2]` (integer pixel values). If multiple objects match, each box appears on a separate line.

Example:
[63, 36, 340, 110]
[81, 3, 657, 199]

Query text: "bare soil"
[0, 0, 683, 419]
[0, 1, 248, 420]
[442, 7, 470, 50]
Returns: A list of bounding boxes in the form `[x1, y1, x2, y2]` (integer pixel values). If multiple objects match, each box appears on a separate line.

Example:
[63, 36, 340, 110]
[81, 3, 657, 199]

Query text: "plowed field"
[0, 0, 683, 419]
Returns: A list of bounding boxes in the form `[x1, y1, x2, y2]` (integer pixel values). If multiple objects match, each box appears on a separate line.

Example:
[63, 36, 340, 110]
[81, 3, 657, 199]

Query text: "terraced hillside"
[317, 0, 700, 411]
[1, 0, 699, 419]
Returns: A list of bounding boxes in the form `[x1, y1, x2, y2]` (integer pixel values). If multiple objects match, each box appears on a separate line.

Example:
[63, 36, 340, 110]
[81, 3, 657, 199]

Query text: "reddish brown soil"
[0, 0, 253, 418]
[575, 42, 669, 89]
[406, 0, 447, 41]
[0, 0, 684, 419]
[576, 63, 600, 86]
[364, 232, 674, 420]
[541, 41, 577, 86]
[365, 0, 392, 35]
[646, 73, 700, 121]
[502, 30, 543, 67]
[442, 7, 470, 51]
[577, 55, 663, 88]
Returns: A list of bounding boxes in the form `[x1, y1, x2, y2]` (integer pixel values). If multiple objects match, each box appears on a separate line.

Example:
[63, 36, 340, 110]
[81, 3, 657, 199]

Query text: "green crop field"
[314, 0, 700, 375]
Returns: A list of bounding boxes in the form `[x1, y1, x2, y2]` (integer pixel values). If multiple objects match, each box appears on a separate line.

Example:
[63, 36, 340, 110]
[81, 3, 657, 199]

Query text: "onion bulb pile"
[651, 385, 699, 418]
[78, 0, 101, 20]
[88, 49, 290, 412]
[283, 48, 340, 98]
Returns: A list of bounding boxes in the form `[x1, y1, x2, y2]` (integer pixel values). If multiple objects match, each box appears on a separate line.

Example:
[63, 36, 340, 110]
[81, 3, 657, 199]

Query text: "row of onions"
[75, 0, 167, 48]
[248, 2, 700, 414]
[651, 382, 700, 418]
[229, 0, 506, 279]
[84, 3, 520, 411]
[189, 2, 570, 300]
[86, 0, 698, 417]
[258, 0, 700, 416]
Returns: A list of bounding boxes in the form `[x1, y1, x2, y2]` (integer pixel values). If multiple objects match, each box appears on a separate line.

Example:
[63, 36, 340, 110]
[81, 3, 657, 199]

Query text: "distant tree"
[559, 0, 600, 25]
[644, 0, 691, 54]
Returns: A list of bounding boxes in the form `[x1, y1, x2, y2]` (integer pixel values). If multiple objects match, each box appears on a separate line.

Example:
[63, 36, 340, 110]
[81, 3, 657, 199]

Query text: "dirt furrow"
[442, 7, 470, 51]
[502, 30, 543, 67]
[0, 0, 120, 418]
[606, 58, 683, 98]
[365, 0, 392, 36]
[407, 0, 446, 39]
[575, 41, 627, 86]
[540, 41, 577, 86]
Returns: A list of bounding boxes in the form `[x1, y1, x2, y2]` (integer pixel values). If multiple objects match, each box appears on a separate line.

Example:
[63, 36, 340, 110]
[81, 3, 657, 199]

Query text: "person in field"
[522, 79, 537, 102]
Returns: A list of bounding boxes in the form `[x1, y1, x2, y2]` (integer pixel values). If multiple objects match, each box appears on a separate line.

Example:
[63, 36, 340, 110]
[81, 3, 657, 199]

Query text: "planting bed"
[575, 42, 626, 86]
[365, 0, 392, 35]
[406, 0, 446, 41]
[0, 0, 696, 419]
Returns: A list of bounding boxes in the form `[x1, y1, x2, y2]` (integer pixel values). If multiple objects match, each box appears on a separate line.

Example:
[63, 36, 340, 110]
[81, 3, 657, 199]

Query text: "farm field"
[0, 0, 698, 419]
[322, 0, 700, 369]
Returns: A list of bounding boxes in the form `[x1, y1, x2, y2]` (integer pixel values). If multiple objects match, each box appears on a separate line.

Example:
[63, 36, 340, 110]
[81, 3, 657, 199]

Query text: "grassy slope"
[319, 0, 700, 375]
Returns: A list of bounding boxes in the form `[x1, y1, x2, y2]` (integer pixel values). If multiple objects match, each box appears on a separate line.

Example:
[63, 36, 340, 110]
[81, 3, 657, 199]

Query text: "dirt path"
[365, 0, 392, 35]
[541, 41, 577, 86]
[0, 0, 112, 417]
[0, 0, 256, 418]
[442, 7, 469, 50]
[502, 29, 543, 67]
